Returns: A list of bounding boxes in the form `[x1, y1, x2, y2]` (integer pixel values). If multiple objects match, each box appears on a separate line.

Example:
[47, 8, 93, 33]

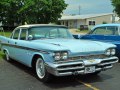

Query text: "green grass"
[0, 31, 11, 37]
[0, 51, 4, 60]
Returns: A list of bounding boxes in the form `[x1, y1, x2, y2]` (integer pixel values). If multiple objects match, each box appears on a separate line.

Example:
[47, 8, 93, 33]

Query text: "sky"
[63, 0, 114, 15]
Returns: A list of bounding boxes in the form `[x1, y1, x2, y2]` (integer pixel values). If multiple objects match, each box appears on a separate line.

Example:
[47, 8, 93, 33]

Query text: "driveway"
[0, 59, 120, 90]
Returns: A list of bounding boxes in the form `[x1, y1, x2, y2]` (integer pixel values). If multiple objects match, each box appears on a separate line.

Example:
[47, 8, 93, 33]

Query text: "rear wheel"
[35, 57, 52, 82]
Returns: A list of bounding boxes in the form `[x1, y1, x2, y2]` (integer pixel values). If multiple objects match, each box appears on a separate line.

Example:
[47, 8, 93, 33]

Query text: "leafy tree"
[0, 0, 23, 26]
[111, 0, 120, 17]
[0, 0, 67, 26]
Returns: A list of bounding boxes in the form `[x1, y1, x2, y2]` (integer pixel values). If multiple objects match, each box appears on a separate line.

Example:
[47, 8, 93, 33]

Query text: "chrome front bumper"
[45, 56, 118, 76]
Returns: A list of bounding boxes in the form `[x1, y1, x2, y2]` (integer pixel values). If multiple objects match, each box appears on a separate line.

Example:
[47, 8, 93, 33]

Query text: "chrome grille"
[68, 55, 107, 60]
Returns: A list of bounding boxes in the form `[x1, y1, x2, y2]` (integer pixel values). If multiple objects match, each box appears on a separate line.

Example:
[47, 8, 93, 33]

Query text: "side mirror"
[28, 35, 33, 40]
[73, 34, 81, 39]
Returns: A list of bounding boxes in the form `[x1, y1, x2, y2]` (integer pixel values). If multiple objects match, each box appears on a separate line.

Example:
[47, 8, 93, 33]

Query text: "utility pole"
[79, 5, 81, 15]
[112, 11, 116, 23]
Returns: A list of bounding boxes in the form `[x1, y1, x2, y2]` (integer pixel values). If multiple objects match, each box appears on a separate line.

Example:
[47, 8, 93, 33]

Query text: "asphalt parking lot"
[0, 59, 120, 90]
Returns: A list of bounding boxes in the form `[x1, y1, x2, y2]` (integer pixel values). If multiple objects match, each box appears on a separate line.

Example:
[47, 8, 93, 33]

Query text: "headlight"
[54, 51, 68, 61]
[105, 48, 116, 56]
[111, 49, 116, 55]
[61, 52, 68, 59]
[105, 49, 111, 56]
[54, 52, 61, 60]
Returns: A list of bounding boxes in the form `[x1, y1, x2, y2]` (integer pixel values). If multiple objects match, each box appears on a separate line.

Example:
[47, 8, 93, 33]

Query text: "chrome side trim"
[1, 43, 49, 54]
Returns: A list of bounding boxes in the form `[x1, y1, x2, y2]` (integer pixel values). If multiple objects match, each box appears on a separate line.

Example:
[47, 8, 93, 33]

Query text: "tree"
[0, 0, 67, 26]
[111, 0, 120, 17]
[0, 0, 24, 26]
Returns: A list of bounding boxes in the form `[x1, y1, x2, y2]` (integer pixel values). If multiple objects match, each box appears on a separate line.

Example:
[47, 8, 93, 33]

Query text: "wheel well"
[31, 54, 43, 69]
[3, 49, 7, 53]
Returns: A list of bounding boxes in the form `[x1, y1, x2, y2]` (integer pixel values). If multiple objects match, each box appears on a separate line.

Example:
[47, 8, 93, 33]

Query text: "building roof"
[59, 13, 113, 20]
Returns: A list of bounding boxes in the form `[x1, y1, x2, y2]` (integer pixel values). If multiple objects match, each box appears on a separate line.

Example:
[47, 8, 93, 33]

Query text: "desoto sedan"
[0, 24, 118, 82]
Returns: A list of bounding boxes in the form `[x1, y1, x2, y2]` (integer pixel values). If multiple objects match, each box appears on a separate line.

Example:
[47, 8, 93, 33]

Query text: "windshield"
[28, 26, 73, 40]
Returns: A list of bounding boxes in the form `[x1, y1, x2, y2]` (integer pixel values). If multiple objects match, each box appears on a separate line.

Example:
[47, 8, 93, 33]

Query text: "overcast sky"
[63, 0, 114, 15]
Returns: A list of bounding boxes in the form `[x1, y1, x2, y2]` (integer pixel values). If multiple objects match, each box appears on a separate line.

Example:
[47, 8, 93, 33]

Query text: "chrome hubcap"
[36, 58, 45, 79]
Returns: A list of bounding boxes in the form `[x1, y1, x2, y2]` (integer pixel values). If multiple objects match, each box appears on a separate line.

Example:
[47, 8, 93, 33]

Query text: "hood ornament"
[50, 43, 61, 46]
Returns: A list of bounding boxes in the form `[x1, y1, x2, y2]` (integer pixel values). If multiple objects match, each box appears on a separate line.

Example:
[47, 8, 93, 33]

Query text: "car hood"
[32, 38, 116, 53]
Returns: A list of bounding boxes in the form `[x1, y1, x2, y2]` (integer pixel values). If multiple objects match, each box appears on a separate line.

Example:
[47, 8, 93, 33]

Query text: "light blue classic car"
[0, 24, 118, 82]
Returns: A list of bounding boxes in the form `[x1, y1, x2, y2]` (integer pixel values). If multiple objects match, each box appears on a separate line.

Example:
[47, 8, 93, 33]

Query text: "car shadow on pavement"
[4, 59, 114, 89]
[6, 59, 36, 77]
[44, 73, 113, 89]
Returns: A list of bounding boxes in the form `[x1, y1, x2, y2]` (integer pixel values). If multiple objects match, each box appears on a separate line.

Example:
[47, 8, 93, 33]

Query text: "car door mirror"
[28, 35, 33, 40]
[73, 34, 81, 39]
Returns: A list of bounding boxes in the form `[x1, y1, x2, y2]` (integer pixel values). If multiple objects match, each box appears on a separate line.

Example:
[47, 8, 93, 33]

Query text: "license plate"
[85, 66, 95, 74]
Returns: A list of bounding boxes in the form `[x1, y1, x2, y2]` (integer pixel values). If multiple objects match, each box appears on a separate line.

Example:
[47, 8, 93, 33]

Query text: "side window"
[106, 26, 118, 35]
[20, 29, 27, 40]
[92, 27, 106, 35]
[13, 29, 20, 39]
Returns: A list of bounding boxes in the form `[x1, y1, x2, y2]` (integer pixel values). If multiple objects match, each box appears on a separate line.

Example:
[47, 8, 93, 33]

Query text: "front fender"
[30, 52, 54, 67]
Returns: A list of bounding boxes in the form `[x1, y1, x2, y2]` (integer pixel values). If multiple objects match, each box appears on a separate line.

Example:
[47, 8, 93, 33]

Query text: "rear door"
[8, 28, 21, 59]
[11, 28, 32, 66]
[18, 28, 33, 65]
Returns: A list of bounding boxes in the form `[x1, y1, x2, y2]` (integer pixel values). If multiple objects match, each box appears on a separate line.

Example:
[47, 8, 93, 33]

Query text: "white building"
[59, 13, 115, 29]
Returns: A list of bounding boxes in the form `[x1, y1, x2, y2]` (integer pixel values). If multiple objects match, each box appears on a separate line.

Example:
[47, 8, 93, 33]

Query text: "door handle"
[15, 42, 17, 44]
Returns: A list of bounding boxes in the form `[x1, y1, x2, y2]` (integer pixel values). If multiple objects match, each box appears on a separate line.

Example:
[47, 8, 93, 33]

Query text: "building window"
[65, 21, 68, 26]
[63, 21, 64, 25]
[89, 21, 95, 25]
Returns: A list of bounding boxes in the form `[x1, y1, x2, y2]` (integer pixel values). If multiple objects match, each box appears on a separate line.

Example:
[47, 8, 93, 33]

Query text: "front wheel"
[35, 57, 52, 82]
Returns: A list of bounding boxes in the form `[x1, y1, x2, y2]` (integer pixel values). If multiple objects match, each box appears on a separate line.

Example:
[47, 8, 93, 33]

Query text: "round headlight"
[54, 51, 68, 61]
[111, 49, 116, 55]
[61, 52, 68, 59]
[105, 49, 111, 56]
[54, 52, 61, 60]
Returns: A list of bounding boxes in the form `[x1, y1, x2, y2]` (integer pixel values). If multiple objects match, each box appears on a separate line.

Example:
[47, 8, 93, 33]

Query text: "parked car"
[0, 24, 118, 82]
[79, 24, 120, 61]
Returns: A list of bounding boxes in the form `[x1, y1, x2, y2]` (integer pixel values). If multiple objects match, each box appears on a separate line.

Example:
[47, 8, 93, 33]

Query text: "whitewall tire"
[35, 57, 51, 82]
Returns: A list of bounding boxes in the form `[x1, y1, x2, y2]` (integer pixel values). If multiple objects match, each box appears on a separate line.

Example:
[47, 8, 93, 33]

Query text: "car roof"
[92, 23, 120, 30]
[18, 24, 67, 28]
